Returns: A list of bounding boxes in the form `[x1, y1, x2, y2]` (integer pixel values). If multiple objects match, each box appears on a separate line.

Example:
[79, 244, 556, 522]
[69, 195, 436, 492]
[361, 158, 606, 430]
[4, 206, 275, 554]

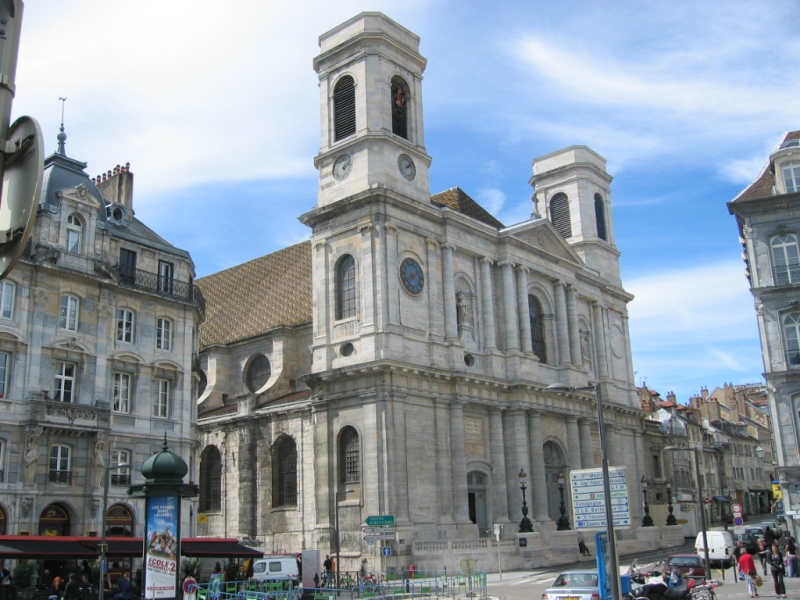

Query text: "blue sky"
[10, 1, 800, 401]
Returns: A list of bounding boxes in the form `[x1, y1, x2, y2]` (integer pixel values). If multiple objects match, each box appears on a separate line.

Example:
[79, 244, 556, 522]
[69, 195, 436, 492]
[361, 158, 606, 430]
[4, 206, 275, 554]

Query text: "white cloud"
[477, 188, 505, 215]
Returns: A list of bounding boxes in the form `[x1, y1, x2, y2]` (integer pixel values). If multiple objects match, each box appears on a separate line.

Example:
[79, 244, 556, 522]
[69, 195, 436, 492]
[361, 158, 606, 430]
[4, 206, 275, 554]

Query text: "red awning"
[0, 536, 263, 559]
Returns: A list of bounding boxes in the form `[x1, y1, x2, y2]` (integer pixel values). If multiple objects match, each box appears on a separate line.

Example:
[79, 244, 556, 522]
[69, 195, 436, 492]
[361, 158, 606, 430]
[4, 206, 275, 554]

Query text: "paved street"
[486, 560, 800, 600]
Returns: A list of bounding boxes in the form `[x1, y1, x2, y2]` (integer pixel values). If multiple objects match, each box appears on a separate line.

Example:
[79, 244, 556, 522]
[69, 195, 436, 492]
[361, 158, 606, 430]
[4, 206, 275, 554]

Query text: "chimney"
[95, 163, 134, 219]
[667, 391, 676, 404]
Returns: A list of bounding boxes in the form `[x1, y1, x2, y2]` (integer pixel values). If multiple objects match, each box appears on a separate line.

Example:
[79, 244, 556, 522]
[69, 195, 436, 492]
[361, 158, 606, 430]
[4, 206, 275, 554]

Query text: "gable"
[502, 219, 583, 265]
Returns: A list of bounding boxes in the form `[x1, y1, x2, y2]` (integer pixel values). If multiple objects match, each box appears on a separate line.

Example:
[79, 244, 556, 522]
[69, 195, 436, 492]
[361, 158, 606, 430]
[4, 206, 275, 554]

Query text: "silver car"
[541, 570, 601, 600]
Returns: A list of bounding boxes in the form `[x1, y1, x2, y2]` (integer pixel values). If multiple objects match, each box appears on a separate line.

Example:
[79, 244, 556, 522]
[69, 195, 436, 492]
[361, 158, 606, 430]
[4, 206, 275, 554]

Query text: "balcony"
[111, 473, 131, 486]
[49, 470, 73, 484]
[113, 265, 205, 311]
[773, 264, 800, 286]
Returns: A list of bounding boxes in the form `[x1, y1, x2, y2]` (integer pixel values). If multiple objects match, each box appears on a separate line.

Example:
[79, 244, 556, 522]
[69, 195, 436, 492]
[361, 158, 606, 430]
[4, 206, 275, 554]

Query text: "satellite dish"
[0, 114, 43, 278]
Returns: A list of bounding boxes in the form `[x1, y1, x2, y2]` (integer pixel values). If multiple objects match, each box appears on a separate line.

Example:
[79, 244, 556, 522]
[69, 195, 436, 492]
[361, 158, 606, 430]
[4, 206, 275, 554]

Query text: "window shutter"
[333, 76, 356, 141]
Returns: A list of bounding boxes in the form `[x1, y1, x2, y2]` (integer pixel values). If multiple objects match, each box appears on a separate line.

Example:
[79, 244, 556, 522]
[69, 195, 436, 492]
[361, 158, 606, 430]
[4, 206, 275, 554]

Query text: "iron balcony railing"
[112, 265, 205, 311]
[774, 264, 800, 285]
[49, 470, 73, 484]
[111, 473, 131, 486]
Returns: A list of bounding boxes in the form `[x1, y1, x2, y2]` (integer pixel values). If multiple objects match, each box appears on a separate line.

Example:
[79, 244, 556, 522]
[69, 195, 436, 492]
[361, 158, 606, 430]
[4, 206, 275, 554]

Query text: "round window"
[341, 343, 355, 357]
[464, 353, 475, 367]
[245, 355, 271, 392]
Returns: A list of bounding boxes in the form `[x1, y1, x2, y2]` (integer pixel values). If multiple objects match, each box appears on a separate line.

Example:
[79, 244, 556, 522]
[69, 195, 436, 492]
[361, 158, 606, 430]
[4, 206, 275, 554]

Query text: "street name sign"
[364, 534, 395, 541]
[363, 527, 396, 534]
[365, 515, 395, 527]
[570, 466, 631, 529]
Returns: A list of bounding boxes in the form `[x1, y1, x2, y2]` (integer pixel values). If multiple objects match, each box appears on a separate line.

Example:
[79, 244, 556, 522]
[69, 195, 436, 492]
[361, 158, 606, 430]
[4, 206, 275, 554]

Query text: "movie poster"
[145, 496, 179, 599]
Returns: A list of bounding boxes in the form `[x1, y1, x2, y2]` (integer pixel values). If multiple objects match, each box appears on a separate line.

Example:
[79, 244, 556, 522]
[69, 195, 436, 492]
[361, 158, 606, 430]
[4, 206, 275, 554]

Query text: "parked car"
[734, 531, 759, 554]
[745, 526, 766, 541]
[665, 554, 706, 580]
[251, 555, 300, 585]
[542, 570, 601, 600]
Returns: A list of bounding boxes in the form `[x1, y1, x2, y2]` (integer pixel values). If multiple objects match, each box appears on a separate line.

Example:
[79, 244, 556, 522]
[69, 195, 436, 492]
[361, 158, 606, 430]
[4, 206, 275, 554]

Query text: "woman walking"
[768, 543, 787, 598]
[739, 549, 758, 598]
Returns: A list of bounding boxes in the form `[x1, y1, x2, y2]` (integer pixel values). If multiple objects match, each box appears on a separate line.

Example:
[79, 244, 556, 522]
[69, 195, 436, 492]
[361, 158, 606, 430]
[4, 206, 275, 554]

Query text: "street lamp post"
[518, 469, 534, 533]
[665, 445, 710, 578]
[98, 460, 130, 600]
[334, 489, 354, 588]
[665, 479, 678, 526]
[556, 472, 570, 531]
[546, 382, 620, 600]
[641, 476, 654, 527]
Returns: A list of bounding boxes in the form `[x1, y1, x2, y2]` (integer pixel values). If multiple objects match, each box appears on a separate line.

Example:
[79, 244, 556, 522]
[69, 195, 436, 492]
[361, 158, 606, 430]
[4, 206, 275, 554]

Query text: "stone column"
[488, 407, 511, 523]
[391, 394, 411, 523]
[450, 400, 471, 523]
[442, 244, 459, 341]
[500, 261, 519, 352]
[480, 257, 497, 350]
[606, 424, 621, 468]
[516, 266, 533, 354]
[313, 239, 330, 339]
[565, 415, 582, 472]
[527, 409, 550, 523]
[633, 428, 646, 521]
[592, 302, 609, 378]
[554, 281, 570, 366]
[312, 404, 333, 528]
[567, 285, 581, 366]
[505, 407, 530, 524]
[579, 418, 594, 468]
[386, 224, 399, 325]
[435, 398, 455, 523]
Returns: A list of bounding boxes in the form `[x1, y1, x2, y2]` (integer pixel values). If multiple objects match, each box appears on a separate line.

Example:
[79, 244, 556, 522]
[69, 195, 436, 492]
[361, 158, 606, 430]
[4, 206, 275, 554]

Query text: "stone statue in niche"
[456, 291, 472, 329]
[92, 440, 106, 487]
[23, 433, 40, 484]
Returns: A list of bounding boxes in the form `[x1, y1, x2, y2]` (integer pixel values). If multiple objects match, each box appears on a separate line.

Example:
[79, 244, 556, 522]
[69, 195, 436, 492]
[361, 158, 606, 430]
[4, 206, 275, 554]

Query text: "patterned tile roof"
[735, 130, 800, 202]
[431, 187, 505, 229]
[196, 241, 312, 346]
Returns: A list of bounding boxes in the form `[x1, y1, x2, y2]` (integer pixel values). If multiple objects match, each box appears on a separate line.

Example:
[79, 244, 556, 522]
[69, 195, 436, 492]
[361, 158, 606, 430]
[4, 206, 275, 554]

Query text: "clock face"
[399, 257, 424, 294]
[333, 154, 352, 181]
[398, 154, 416, 181]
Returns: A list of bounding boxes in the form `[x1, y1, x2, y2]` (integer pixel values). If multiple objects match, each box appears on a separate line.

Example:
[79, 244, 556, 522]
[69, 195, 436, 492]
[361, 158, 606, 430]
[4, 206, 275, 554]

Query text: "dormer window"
[66, 215, 82, 253]
[782, 161, 800, 193]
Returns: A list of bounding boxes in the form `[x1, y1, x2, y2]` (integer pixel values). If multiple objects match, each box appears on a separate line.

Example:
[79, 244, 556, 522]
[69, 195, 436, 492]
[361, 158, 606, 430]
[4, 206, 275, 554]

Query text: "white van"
[695, 531, 735, 567]
[251, 555, 300, 584]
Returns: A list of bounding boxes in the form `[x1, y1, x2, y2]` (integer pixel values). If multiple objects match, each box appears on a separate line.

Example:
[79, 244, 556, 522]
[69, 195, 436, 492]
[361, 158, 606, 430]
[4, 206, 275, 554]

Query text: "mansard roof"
[733, 130, 800, 203]
[431, 187, 505, 229]
[196, 241, 312, 346]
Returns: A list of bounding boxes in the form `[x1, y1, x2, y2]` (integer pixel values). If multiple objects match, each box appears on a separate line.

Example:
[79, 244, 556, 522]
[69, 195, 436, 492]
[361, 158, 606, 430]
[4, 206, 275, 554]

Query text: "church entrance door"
[544, 442, 566, 522]
[467, 472, 489, 537]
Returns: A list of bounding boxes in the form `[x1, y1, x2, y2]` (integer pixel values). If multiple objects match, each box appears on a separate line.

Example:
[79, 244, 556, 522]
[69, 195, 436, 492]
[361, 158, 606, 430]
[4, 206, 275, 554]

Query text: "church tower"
[313, 12, 432, 207]
[530, 145, 622, 286]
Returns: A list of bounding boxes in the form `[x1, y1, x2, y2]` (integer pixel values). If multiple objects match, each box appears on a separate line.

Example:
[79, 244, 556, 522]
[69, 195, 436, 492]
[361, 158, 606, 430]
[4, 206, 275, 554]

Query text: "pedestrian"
[323, 555, 333, 585]
[784, 537, 798, 577]
[758, 539, 769, 576]
[48, 576, 65, 600]
[767, 543, 787, 598]
[77, 574, 93, 600]
[359, 559, 368, 585]
[112, 573, 133, 600]
[739, 549, 758, 598]
[734, 541, 744, 580]
[81, 561, 93, 584]
[765, 527, 775, 548]
[62, 574, 79, 600]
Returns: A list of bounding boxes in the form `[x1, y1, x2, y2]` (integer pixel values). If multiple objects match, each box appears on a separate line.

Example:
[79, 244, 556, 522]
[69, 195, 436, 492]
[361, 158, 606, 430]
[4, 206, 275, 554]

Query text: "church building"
[195, 13, 657, 569]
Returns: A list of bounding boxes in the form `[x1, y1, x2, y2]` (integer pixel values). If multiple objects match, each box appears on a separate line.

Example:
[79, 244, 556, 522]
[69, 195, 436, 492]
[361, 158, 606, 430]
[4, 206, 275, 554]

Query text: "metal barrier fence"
[193, 571, 488, 600]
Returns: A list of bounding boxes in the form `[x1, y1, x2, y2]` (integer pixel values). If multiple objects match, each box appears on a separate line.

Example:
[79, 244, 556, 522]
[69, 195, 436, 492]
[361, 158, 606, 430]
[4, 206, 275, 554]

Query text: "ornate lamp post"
[665, 479, 678, 526]
[556, 472, 570, 530]
[641, 475, 654, 527]
[518, 469, 534, 533]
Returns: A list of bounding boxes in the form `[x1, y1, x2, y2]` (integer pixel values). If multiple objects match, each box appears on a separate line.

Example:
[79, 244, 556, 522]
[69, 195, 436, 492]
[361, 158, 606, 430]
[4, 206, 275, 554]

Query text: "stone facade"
[195, 12, 667, 571]
[728, 130, 800, 537]
[0, 140, 203, 556]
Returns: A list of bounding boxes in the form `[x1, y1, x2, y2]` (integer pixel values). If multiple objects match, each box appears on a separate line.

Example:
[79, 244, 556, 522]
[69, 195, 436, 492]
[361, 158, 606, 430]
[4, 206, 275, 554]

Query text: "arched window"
[199, 446, 222, 512]
[528, 295, 547, 363]
[594, 193, 607, 241]
[783, 161, 800, 193]
[390, 76, 409, 139]
[66, 214, 82, 253]
[336, 255, 356, 320]
[771, 234, 800, 285]
[784, 312, 800, 366]
[333, 76, 356, 141]
[273, 436, 298, 507]
[245, 354, 271, 392]
[339, 426, 360, 485]
[550, 193, 572, 238]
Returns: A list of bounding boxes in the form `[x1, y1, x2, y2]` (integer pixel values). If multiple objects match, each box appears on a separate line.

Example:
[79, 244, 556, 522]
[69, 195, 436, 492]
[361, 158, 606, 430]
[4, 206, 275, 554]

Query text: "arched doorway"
[39, 504, 70, 536]
[544, 442, 567, 522]
[467, 471, 489, 537]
